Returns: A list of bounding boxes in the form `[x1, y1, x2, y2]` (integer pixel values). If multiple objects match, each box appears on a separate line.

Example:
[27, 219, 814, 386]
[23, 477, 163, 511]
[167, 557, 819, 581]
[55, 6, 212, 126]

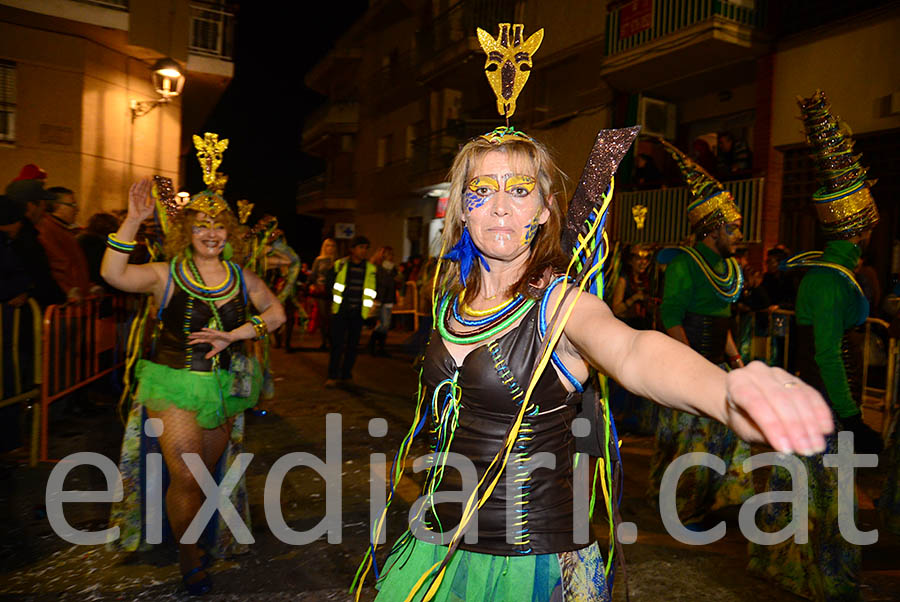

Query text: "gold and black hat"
[797, 90, 878, 239]
[657, 137, 741, 236]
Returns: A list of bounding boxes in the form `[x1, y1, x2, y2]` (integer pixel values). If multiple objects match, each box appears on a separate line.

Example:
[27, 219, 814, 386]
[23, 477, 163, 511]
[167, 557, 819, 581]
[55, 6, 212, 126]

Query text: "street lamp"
[130, 58, 185, 120]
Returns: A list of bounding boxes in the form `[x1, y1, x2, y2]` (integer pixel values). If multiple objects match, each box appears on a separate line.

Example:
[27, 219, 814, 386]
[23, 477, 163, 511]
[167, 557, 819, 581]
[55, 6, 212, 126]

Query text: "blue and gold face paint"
[466, 176, 500, 212]
[521, 209, 542, 245]
[466, 174, 537, 212]
[192, 217, 227, 235]
[504, 175, 536, 197]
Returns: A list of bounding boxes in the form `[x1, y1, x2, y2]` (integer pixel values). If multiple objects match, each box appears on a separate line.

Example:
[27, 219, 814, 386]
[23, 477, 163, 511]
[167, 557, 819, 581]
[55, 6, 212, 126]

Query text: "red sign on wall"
[619, 0, 654, 39]
[435, 196, 448, 219]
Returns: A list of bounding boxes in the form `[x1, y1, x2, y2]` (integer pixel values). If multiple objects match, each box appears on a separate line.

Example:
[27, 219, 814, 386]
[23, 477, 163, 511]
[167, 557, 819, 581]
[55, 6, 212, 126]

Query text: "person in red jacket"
[36, 186, 95, 301]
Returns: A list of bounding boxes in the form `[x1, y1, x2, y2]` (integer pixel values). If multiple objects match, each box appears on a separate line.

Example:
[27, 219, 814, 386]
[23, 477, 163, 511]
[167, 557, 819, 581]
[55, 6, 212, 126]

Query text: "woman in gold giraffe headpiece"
[355, 24, 833, 602]
[102, 133, 285, 595]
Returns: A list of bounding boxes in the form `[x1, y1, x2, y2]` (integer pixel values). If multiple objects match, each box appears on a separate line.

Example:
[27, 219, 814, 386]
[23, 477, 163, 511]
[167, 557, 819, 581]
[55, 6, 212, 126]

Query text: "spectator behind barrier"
[2, 181, 64, 307]
[37, 187, 96, 301]
[78, 213, 120, 293]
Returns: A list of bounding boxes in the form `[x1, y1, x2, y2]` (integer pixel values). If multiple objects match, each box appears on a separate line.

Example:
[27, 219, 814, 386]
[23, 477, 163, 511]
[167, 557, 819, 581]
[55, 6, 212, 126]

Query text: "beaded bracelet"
[249, 315, 268, 340]
[107, 233, 138, 253]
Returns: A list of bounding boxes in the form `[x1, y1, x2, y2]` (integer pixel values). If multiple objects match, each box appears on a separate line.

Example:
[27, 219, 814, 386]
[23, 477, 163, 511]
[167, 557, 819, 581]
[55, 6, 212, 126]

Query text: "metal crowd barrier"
[39, 294, 136, 463]
[753, 308, 896, 437]
[0, 298, 42, 466]
[392, 281, 421, 331]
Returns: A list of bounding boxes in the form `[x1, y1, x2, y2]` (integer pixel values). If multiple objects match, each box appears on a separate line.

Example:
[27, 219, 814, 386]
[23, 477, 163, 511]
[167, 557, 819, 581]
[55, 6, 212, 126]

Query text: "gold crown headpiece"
[186, 132, 231, 217]
[797, 90, 878, 239]
[476, 23, 543, 142]
[656, 137, 741, 235]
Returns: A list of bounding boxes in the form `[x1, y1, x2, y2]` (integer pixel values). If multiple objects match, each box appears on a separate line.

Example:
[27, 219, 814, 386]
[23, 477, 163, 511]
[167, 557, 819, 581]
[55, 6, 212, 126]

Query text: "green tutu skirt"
[375, 535, 609, 602]
[134, 358, 261, 429]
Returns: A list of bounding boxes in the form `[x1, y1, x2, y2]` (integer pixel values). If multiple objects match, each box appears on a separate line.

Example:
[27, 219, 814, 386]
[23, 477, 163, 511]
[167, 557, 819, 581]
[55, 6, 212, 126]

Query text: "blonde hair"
[318, 237, 337, 259]
[163, 209, 249, 263]
[438, 136, 568, 300]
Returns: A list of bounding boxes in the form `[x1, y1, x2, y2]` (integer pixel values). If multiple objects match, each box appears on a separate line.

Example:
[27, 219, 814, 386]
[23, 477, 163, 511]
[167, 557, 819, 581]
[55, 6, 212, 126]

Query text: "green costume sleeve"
[660, 254, 692, 330]
[804, 273, 859, 418]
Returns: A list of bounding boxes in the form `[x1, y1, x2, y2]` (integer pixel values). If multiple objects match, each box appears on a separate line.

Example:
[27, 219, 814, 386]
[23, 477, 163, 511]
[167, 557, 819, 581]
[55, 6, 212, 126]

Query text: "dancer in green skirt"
[102, 133, 285, 595]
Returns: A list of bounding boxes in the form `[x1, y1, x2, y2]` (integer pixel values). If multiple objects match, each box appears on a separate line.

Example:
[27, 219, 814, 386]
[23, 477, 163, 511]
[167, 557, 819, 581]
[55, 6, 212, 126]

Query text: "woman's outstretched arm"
[557, 289, 832, 456]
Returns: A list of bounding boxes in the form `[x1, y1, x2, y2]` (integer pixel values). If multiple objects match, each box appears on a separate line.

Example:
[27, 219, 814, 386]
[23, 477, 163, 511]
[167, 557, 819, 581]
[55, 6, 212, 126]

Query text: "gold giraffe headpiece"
[476, 23, 544, 124]
[186, 132, 230, 217]
[632, 204, 648, 230]
[236, 199, 254, 225]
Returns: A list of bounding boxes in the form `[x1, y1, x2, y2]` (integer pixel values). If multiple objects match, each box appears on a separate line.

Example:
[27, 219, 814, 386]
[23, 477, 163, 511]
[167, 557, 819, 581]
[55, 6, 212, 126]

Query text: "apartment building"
[0, 0, 235, 220]
[300, 0, 899, 273]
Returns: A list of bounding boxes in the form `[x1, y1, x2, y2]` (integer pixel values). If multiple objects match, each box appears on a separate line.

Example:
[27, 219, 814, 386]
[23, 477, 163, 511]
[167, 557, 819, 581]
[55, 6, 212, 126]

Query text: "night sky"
[188, 1, 369, 262]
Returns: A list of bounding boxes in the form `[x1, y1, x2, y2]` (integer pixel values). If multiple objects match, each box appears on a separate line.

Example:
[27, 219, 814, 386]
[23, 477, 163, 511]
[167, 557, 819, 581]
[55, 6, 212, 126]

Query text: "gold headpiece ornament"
[186, 132, 230, 217]
[237, 199, 254, 224]
[797, 90, 878, 239]
[656, 137, 741, 235]
[632, 204, 648, 230]
[476, 23, 543, 127]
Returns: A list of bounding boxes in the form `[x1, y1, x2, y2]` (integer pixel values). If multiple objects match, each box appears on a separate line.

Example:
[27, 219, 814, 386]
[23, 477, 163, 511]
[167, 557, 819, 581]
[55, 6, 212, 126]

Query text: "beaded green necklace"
[436, 292, 535, 345]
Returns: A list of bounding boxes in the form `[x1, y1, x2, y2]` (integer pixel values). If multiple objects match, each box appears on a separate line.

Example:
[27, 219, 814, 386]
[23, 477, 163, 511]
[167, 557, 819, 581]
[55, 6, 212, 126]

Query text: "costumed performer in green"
[353, 24, 833, 602]
[102, 133, 285, 595]
[647, 138, 756, 528]
[748, 90, 883, 601]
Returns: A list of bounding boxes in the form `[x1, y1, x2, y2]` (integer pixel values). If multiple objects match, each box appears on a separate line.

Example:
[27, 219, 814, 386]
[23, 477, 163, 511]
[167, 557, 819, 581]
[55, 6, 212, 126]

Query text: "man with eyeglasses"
[36, 186, 93, 302]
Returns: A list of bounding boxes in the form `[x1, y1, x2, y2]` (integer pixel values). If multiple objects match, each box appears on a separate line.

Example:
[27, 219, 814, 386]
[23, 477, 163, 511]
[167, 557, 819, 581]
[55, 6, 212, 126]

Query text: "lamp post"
[130, 58, 185, 121]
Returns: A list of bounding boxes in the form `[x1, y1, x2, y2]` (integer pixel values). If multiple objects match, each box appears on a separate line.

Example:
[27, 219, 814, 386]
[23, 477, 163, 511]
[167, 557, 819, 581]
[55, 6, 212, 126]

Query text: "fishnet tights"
[146, 406, 233, 577]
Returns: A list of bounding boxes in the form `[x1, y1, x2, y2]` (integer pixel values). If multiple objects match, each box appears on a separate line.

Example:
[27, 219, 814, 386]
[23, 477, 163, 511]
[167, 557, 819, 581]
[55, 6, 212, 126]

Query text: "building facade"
[0, 0, 235, 221]
[301, 0, 899, 275]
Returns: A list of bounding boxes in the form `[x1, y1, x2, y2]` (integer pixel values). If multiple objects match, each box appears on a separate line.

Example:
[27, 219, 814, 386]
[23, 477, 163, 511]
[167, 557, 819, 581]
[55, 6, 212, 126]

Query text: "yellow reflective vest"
[331, 258, 378, 319]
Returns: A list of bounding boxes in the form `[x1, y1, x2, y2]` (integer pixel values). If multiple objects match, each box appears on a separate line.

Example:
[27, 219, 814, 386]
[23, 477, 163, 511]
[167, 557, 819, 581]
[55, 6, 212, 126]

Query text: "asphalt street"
[0, 327, 897, 601]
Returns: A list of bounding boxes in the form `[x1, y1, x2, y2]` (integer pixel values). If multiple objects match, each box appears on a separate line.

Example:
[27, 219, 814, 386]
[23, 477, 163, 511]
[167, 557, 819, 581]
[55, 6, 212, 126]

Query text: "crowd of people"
[632, 131, 753, 191]
[0, 87, 897, 602]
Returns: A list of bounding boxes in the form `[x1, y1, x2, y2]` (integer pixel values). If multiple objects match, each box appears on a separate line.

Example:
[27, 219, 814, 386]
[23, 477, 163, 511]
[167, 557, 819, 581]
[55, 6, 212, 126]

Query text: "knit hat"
[656, 137, 741, 236]
[797, 90, 878, 239]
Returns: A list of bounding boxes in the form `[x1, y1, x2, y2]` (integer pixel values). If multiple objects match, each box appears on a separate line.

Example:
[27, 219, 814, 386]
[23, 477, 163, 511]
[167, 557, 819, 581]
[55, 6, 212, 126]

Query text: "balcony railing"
[417, 0, 517, 66]
[367, 50, 417, 95]
[189, 1, 235, 60]
[613, 177, 764, 244]
[297, 174, 355, 201]
[606, 0, 766, 56]
[409, 119, 499, 178]
[73, 0, 128, 9]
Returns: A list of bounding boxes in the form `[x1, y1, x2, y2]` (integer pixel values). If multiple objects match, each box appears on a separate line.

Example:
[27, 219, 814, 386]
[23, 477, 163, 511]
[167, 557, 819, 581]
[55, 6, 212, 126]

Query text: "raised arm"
[556, 289, 832, 455]
[100, 179, 165, 295]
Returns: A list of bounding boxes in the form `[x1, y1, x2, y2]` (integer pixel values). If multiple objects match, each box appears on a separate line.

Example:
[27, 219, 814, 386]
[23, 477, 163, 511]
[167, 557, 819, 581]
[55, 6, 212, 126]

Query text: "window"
[0, 61, 16, 143]
[376, 135, 392, 169]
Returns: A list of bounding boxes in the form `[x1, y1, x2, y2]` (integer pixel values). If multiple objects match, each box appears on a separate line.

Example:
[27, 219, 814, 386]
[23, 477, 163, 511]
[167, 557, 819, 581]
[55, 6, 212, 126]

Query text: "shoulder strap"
[231, 261, 249, 313]
[158, 261, 174, 320]
[538, 275, 584, 392]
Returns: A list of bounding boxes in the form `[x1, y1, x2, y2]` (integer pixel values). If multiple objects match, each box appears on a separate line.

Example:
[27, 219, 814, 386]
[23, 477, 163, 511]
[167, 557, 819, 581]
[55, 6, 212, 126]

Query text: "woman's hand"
[724, 361, 833, 455]
[126, 179, 155, 224]
[188, 327, 236, 359]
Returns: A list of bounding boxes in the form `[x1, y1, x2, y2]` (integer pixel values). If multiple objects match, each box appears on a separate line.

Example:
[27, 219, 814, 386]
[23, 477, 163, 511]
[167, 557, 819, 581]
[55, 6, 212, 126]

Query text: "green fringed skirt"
[375, 536, 609, 602]
[135, 358, 261, 429]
